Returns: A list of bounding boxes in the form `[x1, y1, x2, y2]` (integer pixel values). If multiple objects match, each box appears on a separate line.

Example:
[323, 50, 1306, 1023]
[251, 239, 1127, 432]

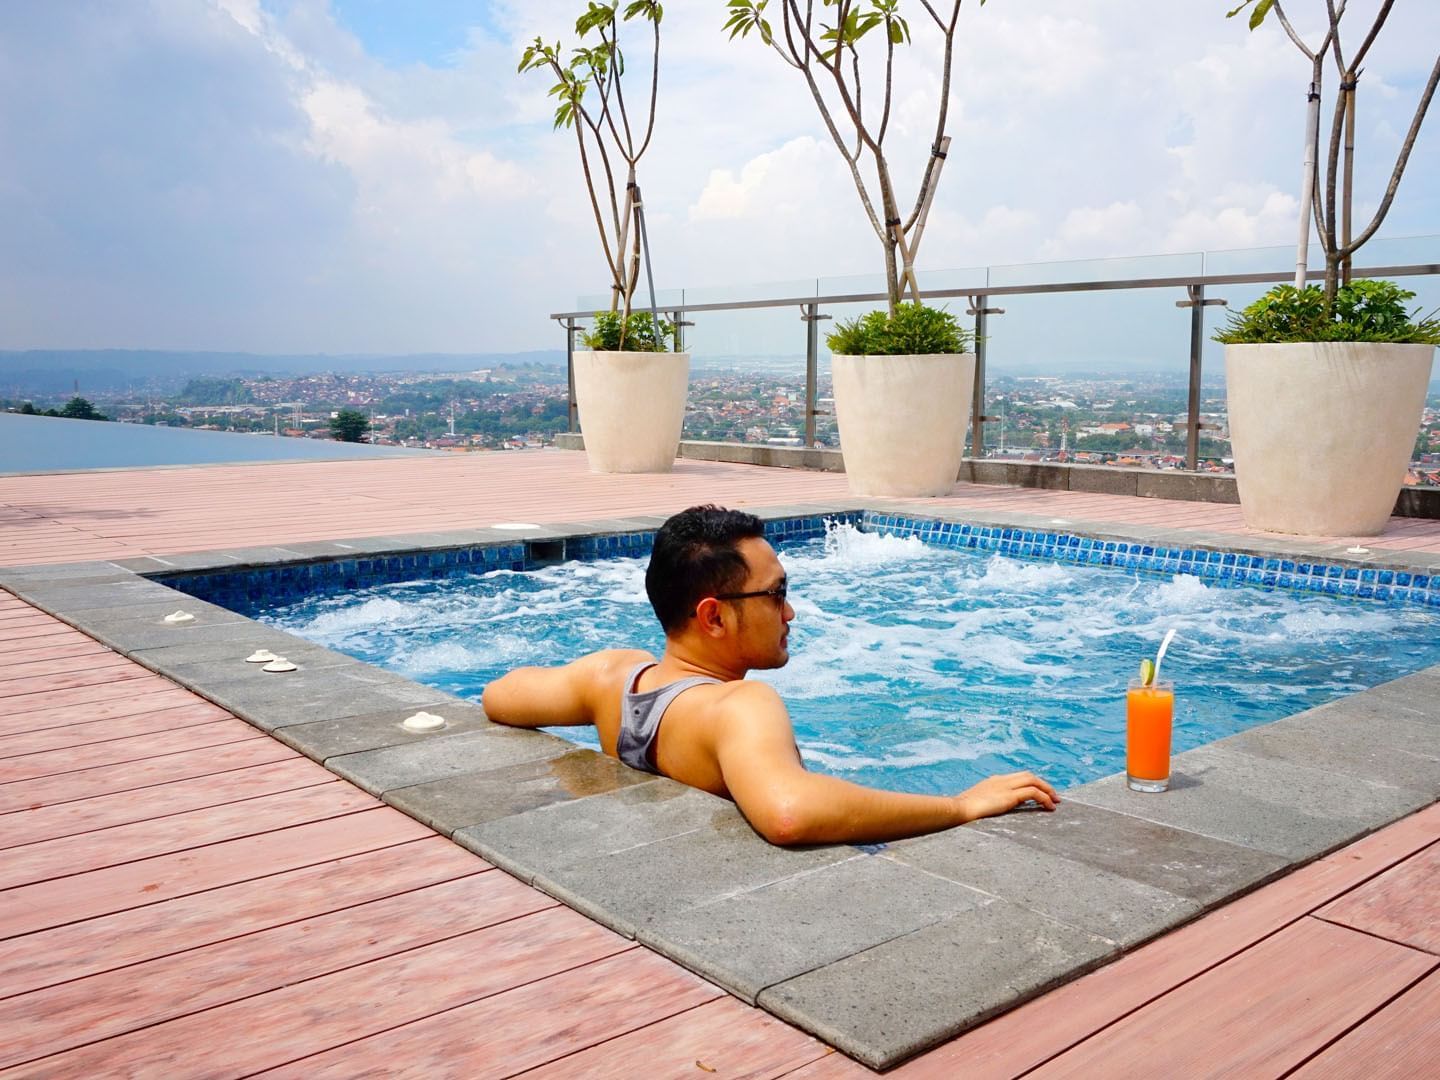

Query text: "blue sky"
[0, 1, 1436, 359]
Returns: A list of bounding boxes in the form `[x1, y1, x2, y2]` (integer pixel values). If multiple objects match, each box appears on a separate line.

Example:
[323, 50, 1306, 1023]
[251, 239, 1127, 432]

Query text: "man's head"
[646, 505, 794, 669]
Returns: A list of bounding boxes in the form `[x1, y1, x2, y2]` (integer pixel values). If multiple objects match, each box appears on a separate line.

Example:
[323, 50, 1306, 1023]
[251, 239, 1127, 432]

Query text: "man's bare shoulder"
[569, 648, 654, 684]
[706, 679, 791, 726]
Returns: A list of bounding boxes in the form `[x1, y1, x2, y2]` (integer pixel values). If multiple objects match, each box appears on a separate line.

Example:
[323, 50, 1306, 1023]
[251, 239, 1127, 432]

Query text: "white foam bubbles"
[300, 596, 420, 638]
[819, 522, 934, 566]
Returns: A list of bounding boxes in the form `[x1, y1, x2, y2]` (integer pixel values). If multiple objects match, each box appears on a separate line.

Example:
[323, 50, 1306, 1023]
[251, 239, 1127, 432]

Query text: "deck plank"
[259, 948, 723, 1080]
[0, 719, 263, 783]
[11, 907, 633, 1078]
[0, 686, 206, 735]
[0, 674, 204, 717]
[0, 806, 435, 939]
[1027, 918, 1437, 1079]
[0, 835, 481, 999]
[1289, 969, 1440, 1079]
[0, 700, 233, 757]
[1314, 841, 1440, 955]
[0, 662, 153, 699]
[0, 736, 295, 814]
[0, 651, 130, 682]
[882, 802, 1440, 1079]
[513, 995, 834, 1080]
[0, 872, 551, 1070]
[0, 756, 336, 848]
[0, 641, 112, 667]
[0, 781, 377, 888]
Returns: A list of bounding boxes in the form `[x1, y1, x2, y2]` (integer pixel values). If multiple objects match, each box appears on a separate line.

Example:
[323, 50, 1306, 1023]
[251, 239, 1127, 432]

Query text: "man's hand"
[954, 771, 1060, 823]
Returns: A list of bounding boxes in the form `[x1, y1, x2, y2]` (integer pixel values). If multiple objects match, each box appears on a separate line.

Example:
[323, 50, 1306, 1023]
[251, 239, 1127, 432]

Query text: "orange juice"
[1126, 680, 1173, 792]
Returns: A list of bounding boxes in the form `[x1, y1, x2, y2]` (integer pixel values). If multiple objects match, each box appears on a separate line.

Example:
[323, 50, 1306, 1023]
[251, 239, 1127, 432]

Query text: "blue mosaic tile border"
[161, 543, 530, 615]
[862, 512, 1440, 608]
[157, 509, 1438, 617]
[157, 513, 861, 615]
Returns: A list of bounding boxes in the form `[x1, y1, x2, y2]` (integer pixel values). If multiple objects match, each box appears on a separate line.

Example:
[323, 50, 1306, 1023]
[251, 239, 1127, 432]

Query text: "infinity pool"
[258, 523, 1440, 794]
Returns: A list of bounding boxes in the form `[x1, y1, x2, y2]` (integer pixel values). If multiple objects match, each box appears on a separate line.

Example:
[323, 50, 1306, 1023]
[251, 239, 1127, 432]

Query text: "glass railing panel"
[974, 285, 1224, 469]
[988, 252, 1204, 289]
[573, 287, 685, 313]
[817, 266, 989, 301]
[1201, 242, 1321, 278]
[679, 305, 822, 446]
[681, 278, 817, 307]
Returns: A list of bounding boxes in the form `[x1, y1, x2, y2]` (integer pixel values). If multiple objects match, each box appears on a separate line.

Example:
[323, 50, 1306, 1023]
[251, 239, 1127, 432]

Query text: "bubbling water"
[261, 521, 1440, 794]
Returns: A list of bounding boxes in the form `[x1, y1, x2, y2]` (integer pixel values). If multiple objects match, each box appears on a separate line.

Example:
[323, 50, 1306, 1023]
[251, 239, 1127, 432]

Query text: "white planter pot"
[831, 352, 976, 497]
[572, 350, 690, 473]
[1225, 342, 1435, 536]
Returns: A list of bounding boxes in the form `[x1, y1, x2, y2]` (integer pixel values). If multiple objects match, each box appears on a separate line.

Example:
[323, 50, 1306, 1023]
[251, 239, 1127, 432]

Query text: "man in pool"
[482, 504, 1058, 846]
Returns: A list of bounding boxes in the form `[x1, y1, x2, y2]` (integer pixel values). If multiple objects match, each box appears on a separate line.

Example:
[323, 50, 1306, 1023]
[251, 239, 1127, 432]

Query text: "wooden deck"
[2, 452, 1438, 1075]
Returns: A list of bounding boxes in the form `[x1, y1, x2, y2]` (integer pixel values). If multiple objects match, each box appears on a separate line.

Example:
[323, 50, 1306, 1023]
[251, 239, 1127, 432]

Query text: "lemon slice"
[1138, 658, 1155, 686]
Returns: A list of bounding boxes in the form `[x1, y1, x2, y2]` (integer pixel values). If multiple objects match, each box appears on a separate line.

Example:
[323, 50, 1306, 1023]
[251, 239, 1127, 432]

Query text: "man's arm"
[481, 649, 649, 728]
[714, 683, 1058, 846]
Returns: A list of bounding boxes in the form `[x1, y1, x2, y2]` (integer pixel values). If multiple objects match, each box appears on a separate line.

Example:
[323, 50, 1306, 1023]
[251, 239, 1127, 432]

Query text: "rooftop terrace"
[2, 449, 1437, 1074]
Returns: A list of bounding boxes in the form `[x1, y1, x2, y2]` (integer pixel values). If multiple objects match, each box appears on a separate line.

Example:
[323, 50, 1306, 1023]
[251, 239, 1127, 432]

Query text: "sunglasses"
[713, 580, 789, 605]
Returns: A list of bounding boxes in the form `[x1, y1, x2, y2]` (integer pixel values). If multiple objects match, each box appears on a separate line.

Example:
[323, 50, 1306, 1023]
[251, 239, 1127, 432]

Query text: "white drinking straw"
[1153, 628, 1177, 683]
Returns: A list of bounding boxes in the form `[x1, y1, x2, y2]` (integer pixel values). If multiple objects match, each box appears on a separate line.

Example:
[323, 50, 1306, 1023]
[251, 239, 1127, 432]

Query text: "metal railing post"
[801, 303, 831, 447]
[1176, 285, 1226, 471]
[967, 299, 1004, 460]
[564, 317, 579, 434]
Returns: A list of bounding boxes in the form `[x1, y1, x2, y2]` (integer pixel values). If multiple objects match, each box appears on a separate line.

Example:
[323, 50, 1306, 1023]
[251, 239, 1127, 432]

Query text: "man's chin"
[754, 647, 790, 671]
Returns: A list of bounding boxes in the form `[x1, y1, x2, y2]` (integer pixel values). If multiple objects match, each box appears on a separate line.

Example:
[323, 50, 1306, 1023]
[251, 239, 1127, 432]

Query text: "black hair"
[645, 505, 766, 633]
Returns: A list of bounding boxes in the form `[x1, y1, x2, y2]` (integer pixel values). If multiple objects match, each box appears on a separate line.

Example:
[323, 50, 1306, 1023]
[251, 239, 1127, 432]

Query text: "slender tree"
[724, 0, 974, 312]
[1229, 0, 1440, 301]
[520, 2, 665, 343]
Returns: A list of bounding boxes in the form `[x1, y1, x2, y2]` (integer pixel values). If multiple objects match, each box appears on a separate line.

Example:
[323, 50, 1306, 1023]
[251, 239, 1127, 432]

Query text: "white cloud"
[0, 0, 1436, 354]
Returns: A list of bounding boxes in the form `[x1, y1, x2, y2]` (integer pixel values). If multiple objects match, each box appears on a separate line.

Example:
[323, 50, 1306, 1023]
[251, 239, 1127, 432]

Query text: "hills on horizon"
[0, 348, 568, 397]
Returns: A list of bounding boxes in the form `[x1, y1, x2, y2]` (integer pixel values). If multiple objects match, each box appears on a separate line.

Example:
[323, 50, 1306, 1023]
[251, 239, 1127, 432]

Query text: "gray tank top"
[617, 662, 722, 774]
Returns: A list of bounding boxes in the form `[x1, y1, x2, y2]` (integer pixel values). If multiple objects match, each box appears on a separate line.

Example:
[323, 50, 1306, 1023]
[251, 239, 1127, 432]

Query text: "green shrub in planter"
[580, 311, 674, 352]
[1215, 280, 1440, 346]
[826, 303, 974, 356]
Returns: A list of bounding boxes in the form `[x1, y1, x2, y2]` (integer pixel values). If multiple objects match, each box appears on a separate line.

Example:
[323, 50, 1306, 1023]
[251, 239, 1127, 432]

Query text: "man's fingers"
[1015, 784, 1057, 810]
[1005, 771, 1060, 803]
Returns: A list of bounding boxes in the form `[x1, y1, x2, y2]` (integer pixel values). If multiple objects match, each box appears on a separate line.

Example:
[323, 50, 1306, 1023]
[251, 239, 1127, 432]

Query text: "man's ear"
[694, 597, 726, 637]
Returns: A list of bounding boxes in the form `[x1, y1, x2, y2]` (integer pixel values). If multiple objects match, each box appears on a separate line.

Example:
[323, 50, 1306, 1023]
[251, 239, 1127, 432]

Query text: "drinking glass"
[1126, 678, 1174, 792]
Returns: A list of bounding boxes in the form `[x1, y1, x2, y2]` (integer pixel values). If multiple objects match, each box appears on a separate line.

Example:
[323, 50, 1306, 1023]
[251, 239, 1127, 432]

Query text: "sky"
[1, 0, 1437, 358]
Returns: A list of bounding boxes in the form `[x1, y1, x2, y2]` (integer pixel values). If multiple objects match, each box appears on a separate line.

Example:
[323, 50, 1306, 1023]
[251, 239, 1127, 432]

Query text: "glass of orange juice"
[1126, 678, 1173, 792]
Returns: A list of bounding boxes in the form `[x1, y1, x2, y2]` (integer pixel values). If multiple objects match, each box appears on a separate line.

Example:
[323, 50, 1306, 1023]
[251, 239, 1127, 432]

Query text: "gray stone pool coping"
[4, 498, 1439, 1071]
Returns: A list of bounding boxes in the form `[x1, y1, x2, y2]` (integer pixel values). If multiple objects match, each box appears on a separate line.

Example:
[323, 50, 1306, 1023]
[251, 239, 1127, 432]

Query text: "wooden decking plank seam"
[0, 726, 267, 785]
[499, 997, 828, 1080]
[0, 802, 380, 890]
[235, 940, 653, 1080]
[1307, 910, 1440, 957]
[0, 706, 235, 759]
[0, 772, 343, 852]
[1275, 949, 1440, 1079]
[1004, 835, 1440, 1077]
[0, 822, 438, 944]
[0, 838, 488, 1002]
[0, 714, 255, 764]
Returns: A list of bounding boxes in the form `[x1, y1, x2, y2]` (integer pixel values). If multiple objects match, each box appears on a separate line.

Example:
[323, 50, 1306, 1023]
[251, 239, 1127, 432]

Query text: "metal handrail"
[551, 259, 1440, 469]
[549, 262, 1439, 319]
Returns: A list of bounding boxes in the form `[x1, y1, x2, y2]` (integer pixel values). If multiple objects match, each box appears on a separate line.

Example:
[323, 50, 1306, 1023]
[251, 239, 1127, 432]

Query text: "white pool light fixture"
[262, 658, 298, 672]
[245, 650, 279, 663]
[163, 611, 195, 624]
[402, 711, 447, 732]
